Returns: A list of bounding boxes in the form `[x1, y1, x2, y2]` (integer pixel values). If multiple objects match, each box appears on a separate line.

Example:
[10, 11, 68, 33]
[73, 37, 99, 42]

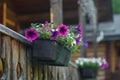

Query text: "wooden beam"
[17, 10, 77, 23]
[50, 0, 63, 25]
[6, 19, 16, 27]
[17, 13, 50, 22]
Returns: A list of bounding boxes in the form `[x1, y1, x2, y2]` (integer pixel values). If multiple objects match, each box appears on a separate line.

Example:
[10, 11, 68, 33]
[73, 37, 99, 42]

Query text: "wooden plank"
[1, 35, 11, 80]
[110, 42, 117, 72]
[26, 46, 32, 80]
[0, 24, 31, 44]
[6, 19, 16, 27]
[0, 2, 19, 31]
[2, 3, 7, 25]
[44, 66, 48, 80]
[33, 62, 39, 80]
[11, 39, 19, 80]
[0, 33, 1, 57]
[19, 43, 27, 80]
[38, 65, 43, 80]
[6, 7, 16, 20]
[48, 66, 53, 80]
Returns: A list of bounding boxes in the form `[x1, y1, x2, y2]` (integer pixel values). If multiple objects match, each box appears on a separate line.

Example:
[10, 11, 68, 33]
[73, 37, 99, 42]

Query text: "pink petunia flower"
[42, 26, 46, 31]
[77, 23, 83, 35]
[58, 24, 68, 37]
[100, 60, 109, 70]
[25, 29, 38, 41]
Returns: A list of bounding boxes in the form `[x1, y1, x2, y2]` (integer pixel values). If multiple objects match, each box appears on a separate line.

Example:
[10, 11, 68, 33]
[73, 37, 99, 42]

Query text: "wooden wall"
[94, 0, 113, 22]
[0, 24, 80, 80]
[0, 2, 20, 32]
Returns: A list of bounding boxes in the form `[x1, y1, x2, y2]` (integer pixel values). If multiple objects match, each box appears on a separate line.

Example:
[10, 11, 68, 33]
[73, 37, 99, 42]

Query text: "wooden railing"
[0, 24, 80, 80]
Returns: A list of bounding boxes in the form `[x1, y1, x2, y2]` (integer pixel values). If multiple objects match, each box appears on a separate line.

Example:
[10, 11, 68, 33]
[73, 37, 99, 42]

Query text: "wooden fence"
[0, 24, 80, 80]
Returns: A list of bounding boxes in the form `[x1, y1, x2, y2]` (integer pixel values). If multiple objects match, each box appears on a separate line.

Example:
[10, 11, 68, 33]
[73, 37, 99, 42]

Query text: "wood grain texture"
[19, 43, 27, 80]
[11, 39, 19, 80]
[38, 65, 43, 80]
[0, 24, 31, 44]
[50, 0, 63, 25]
[26, 46, 32, 80]
[33, 62, 39, 80]
[1, 35, 11, 80]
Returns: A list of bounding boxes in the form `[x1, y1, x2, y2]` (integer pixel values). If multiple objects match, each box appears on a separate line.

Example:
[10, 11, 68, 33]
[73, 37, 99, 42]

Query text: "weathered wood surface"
[0, 24, 31, 44]
[0, 24, 80, 80]
[1, 35, 11, 80]
[50, 0, 63, 25]
[19, 43, 27, 80]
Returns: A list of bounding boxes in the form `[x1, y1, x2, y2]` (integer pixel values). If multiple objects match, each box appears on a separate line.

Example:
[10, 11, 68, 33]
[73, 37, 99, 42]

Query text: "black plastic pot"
[31, 39, 72, 66]
[79, 67, 98, 79]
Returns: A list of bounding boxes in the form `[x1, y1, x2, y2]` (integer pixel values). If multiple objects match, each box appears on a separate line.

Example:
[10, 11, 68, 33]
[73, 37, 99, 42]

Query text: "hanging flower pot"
[25, 22, 83, 66]
[75, 58, 109, 79]
[79, 67, 98, 79]
[31, 39, 72, 66]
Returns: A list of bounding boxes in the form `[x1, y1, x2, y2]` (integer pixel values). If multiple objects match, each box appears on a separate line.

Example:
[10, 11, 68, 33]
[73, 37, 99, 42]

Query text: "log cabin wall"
[0, 24, 80, 80]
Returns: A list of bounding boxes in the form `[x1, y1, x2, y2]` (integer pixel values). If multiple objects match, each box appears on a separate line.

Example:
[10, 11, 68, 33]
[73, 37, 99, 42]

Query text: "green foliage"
[42, 31, 51, 39]
[112, 0, 120, 14]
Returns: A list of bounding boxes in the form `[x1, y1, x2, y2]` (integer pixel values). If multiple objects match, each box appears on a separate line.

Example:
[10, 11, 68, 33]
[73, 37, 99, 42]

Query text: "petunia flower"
[25, 29, 38, 41]
[50, 30, 59, 40]
[76, 35, 82, 44]
[77, 23, 83, 35]
[84, 41, 88, 48]
[100, 59, 109, 70]
[42, 25, 46, 31]
[100, 63, 109, 70]
[58, 24, 68, 36]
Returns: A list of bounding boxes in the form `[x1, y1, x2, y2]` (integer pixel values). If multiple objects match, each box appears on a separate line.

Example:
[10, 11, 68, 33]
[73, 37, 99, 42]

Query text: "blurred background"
[0, 0, 120, 80]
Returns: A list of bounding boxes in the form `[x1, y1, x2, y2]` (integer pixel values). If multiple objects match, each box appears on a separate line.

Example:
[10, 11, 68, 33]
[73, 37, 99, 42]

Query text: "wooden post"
[78, 0, 97, 57]
[78, 0, 87, 57]
[1, 35, 11, 80]
[88, 0, 97, 57]
[50, 1, 63, 80]
[11, 39, 19, 80]
[50, 0, 63, 25]
[0, 2, 6, 25]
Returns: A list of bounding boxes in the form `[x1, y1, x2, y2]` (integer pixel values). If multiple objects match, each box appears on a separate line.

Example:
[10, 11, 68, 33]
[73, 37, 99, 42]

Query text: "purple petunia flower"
[50, 30, 59, 40]
[84, 41, 88, 48]
[76, 35, 82, 44]
[100, 60, 109, 70]
[58, 24, 68, 36]
[77, 23, 83, 35]
[25, 29, 38, 41]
